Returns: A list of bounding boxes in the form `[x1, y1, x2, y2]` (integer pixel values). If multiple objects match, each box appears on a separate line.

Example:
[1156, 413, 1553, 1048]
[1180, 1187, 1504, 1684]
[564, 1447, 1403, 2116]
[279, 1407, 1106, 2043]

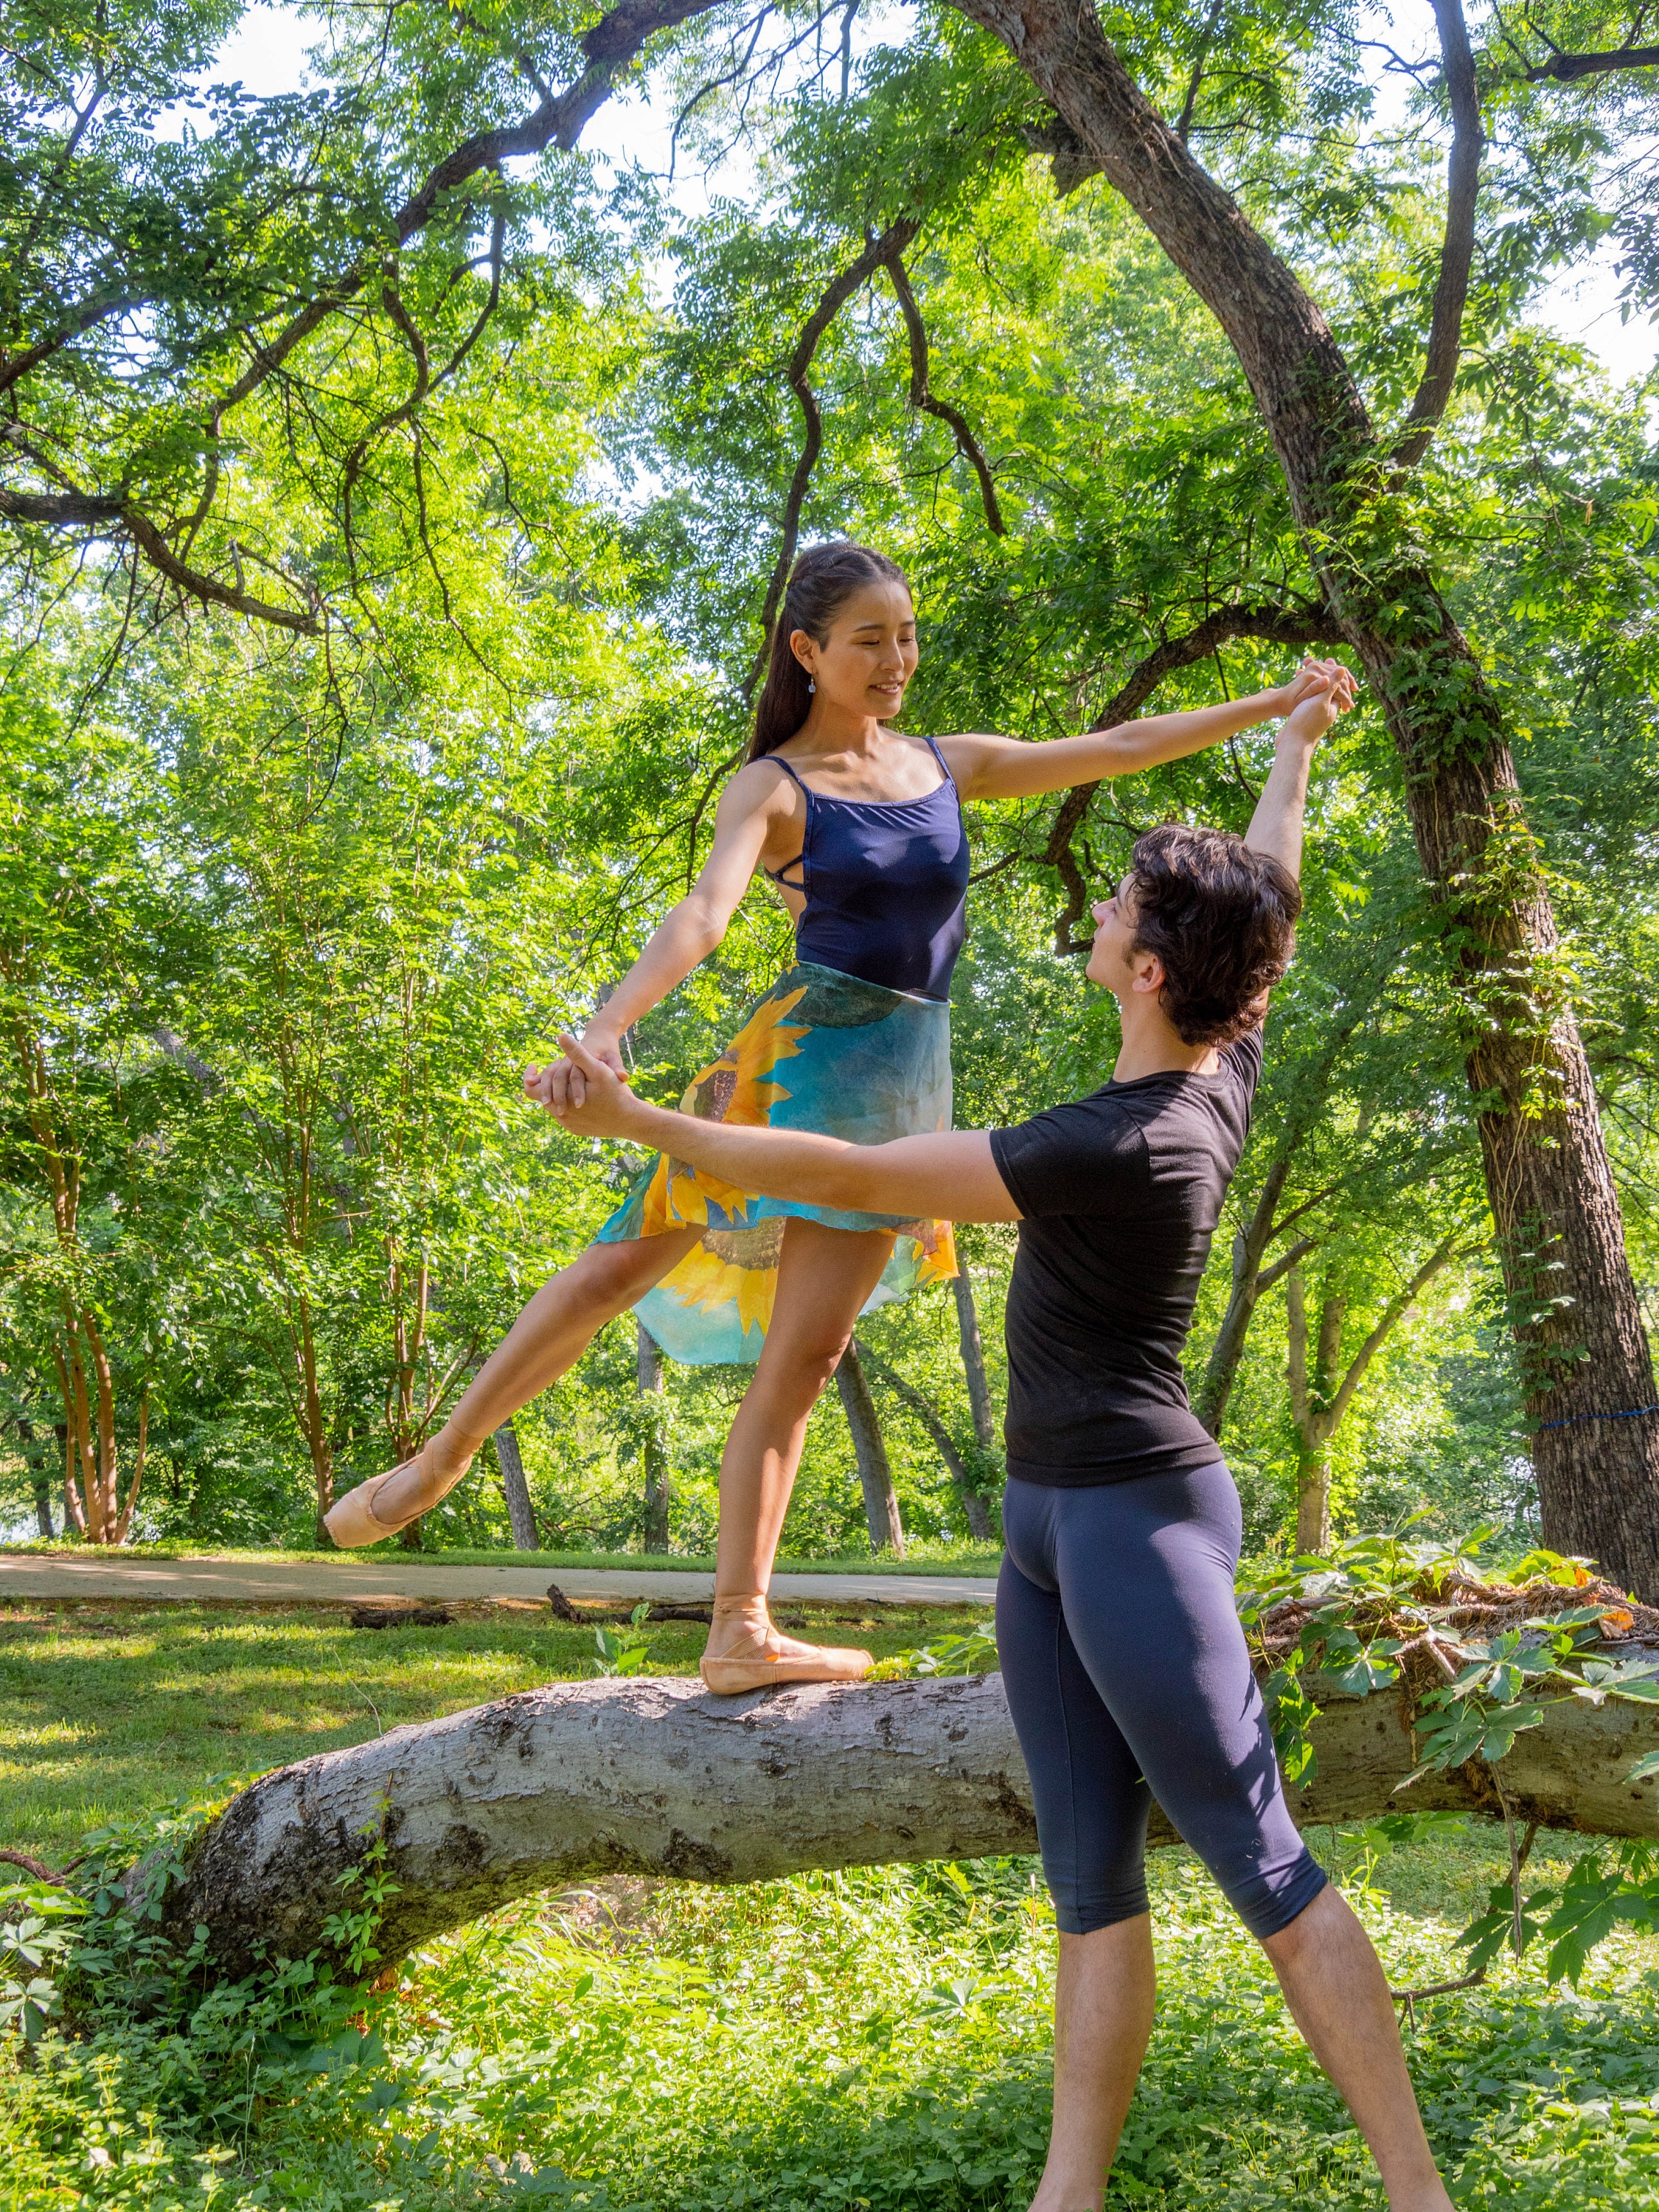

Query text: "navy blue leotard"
[763, 735, 969, 1002]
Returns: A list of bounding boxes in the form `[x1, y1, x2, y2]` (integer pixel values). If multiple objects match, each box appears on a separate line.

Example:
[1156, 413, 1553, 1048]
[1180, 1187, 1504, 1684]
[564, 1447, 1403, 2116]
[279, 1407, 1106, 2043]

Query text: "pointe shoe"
[697, 1595, 873, 1695]
[324, 1461, 425, 1547]
[324, 1442, 464, 1548]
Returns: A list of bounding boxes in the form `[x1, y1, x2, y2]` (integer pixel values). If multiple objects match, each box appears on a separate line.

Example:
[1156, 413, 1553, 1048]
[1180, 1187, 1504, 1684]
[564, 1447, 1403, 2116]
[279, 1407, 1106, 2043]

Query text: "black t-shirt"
[987, 1029, 1262, 1485]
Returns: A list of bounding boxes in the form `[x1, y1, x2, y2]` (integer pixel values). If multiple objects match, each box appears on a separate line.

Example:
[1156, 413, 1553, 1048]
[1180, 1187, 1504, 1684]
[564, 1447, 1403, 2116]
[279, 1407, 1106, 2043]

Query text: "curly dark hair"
[1126, 824, 1302, 1046]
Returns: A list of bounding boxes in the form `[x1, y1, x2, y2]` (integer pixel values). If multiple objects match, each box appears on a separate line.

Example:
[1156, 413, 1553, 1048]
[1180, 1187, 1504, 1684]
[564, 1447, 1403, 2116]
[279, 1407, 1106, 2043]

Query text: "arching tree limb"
[1523, 42, 1659, 82]
[1394, 0, 1485, 470]
[743, 218, 922, 698]
[879, 250, 1004, 534]
[1042, 601, 1339, 950]
[2, 0, 726, 621]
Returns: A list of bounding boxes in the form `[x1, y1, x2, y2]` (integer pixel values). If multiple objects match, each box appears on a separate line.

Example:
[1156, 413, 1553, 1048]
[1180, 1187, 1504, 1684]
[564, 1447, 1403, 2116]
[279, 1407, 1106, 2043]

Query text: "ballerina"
[327, 539, 1346, 1691]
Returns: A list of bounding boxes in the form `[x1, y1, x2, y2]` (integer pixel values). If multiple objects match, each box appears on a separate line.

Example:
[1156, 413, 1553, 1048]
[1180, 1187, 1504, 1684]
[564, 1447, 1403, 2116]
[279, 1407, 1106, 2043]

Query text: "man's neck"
[1109, 1006, 1221, 1084]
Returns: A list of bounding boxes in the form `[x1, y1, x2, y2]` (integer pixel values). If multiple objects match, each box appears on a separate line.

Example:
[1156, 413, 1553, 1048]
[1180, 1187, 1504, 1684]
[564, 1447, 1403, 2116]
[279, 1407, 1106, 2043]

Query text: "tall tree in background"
[835, 1341, 906, 1555]
[0, 694, 187, 1543]
[939, 0, 1659, 1590]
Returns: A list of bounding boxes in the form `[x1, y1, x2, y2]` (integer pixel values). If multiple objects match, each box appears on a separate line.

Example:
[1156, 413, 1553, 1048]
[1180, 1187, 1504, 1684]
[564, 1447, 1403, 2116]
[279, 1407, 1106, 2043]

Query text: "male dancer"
[543, 665, 1453, 2212]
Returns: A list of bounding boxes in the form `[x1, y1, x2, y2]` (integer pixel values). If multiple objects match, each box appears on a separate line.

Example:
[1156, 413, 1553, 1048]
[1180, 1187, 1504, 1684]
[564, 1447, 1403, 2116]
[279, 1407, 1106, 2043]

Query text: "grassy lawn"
[0, 1540, 1002, 1575]
[0, 1596, 989, 1854]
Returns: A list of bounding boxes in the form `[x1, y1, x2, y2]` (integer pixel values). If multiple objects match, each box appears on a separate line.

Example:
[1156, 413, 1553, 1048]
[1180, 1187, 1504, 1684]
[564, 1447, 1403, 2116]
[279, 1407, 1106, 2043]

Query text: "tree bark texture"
[948, 0, 1659, 1596]
[495, 1420, 538, 1554]
[636, 1321, 671, 1553]
[1287, 1268, 1343, 1554]
[147, 1665, 1659, 1983]
[855, 1338, 995, 1542]
[835, 1341, 906, 1555]
[953, 1270, 998, 1455]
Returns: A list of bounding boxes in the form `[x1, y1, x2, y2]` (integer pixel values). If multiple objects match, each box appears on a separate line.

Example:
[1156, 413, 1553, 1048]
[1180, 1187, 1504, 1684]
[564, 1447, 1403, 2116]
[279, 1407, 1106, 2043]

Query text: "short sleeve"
[989, 1097, 1150, 1220]
[1222, 1026, 1265, 1108]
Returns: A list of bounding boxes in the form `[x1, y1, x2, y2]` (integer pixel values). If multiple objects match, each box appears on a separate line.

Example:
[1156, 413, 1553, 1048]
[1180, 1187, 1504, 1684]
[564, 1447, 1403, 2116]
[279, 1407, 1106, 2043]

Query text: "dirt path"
[0, 1553, 996, 1609]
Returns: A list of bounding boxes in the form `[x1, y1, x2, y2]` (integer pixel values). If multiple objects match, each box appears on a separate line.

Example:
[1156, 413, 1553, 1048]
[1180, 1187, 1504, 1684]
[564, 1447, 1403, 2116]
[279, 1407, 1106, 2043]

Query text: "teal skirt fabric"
[594, 961, 959, 1366]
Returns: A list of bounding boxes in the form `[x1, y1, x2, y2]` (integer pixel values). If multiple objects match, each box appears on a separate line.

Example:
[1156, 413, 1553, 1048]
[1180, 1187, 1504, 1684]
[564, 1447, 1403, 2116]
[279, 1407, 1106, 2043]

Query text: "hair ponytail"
[748, 542, 910, 761]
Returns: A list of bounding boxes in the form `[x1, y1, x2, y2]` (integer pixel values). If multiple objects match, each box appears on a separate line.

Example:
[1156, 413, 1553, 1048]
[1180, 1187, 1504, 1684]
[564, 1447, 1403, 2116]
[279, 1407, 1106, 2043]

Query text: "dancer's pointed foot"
[698, 1594, 872, 1694]
[323, 1427, 487, 1548]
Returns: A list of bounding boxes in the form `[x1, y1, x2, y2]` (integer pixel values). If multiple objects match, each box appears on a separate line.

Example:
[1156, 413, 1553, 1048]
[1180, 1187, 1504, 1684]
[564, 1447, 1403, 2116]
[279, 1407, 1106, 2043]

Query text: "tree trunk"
[1287, 1269, 1341, 1554]
[1195, 1151, 1316, 1438]
[834, 1341, 905, 1555]
[952, 1269, 997, 1454]
[633, 1318, 672, 1548]
[145, 1661, 1659, 1983]
[1287, 1239, 1469, 1554]
[855, 1338, 995, 1541]
[495, 1419, 538, 1554]
[950, 0, 1659, 1597]
[17, 1418, 55, 1538]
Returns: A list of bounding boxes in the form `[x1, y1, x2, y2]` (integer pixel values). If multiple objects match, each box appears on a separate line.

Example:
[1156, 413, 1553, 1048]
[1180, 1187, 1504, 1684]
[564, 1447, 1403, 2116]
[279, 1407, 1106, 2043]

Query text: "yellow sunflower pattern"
[636, 987, 810, 1234]
[596, 962, 958, 1366]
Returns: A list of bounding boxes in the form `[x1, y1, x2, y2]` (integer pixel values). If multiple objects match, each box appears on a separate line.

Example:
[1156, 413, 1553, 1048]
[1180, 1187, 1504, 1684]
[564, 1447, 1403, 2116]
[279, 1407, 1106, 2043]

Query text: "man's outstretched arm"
[543, 1038, 1021, 1222]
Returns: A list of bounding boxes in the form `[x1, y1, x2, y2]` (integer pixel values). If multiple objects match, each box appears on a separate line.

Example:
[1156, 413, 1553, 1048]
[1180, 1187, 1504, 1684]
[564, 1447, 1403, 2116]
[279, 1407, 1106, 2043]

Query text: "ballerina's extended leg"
[324, 1228, 703, 1544]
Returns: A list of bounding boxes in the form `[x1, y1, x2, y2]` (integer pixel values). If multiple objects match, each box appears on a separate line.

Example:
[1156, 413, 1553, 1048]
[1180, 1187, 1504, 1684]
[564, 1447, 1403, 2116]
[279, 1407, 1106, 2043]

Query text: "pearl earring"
[807, 678, 815, 693]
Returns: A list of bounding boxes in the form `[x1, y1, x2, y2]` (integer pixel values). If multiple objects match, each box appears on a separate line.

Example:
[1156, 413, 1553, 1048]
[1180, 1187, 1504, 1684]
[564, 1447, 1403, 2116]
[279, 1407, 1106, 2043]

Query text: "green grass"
[0, 1539, 1003, 1575]
[5, 1599, 1659, 2208]
[0, 1598, 989, 1853]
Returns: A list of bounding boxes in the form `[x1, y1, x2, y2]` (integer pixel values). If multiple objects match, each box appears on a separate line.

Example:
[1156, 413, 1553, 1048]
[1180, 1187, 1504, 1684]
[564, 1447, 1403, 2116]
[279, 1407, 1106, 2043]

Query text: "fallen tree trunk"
[147, 1664, 1659, 1981]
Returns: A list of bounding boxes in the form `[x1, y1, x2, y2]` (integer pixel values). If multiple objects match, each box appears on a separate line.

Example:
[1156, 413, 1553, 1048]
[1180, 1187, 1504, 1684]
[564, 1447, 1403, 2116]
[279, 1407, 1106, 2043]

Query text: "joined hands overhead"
[1275, 656, 1357, 734]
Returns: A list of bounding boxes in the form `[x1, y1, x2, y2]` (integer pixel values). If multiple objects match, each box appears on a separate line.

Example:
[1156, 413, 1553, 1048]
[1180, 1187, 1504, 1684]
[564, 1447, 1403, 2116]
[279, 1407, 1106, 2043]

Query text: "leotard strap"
[762, 753, 810, 886]
[917, 731, 958, 790]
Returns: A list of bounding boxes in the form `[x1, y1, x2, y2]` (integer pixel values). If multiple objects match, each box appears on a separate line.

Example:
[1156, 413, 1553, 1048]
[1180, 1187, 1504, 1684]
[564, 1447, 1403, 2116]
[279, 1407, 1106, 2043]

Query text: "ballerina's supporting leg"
[326, 1226, 705, 1543]
[700, 1216, 897, 1692]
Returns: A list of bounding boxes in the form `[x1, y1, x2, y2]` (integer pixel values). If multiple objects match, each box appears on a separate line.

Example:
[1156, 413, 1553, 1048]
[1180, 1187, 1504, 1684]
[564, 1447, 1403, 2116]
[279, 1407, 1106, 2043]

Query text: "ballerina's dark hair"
[748, 542, 911, 761]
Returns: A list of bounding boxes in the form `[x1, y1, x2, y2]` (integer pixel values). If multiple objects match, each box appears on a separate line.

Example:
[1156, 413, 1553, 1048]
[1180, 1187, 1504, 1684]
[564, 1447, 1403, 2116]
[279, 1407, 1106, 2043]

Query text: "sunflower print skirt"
[594, 961, 959, 1366]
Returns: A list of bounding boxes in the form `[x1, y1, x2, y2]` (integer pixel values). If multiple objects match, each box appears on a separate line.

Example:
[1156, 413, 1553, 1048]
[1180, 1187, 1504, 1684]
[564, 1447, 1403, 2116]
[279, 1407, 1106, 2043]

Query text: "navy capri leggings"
[998, 1465, 1326, 1942]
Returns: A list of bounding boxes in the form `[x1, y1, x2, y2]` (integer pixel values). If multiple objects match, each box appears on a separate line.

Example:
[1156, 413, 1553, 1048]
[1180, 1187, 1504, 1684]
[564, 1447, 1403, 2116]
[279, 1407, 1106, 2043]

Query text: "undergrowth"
[7, 1842, 1659, 2209]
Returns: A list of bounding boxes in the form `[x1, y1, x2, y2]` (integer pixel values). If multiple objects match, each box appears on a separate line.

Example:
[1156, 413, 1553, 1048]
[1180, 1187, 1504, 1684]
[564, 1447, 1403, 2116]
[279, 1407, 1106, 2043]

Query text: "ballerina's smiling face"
[790, 580, 919, 723]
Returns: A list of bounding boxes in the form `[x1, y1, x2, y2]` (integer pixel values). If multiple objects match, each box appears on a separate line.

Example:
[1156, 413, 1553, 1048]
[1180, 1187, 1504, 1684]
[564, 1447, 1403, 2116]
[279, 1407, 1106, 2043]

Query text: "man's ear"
[1127, 948, 1165, 997]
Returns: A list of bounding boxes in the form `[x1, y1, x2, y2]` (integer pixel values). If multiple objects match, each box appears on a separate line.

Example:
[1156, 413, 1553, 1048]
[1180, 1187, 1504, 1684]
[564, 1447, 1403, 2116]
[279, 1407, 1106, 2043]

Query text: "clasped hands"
[1276, 657, 1356, 731]
[526, 1033, 648, 1137]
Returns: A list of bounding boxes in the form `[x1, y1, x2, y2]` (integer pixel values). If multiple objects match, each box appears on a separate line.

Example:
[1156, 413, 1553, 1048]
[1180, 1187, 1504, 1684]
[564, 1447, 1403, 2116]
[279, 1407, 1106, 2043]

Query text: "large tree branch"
[142, 1663, 1659, 1983]
[212, 0, 722, 426]
[950, 0, 1375, 490]
[0, 288, 153, 399]
[1394, 0, 1485, 470]
[879, 248, 1004, 534]
[743, 217, 922, 699]
[121, 507, 321, 633]
[1, 0, 723, 625]
[1524, 43, 1659, 82]
[0, 486, 321, 627]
